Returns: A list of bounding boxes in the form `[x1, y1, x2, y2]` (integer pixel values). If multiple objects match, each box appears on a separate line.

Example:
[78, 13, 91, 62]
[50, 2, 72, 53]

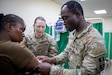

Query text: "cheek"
[34, 27, 39, 32]
[15, 29, 23, 37]
[17, 32, 23, 41]
[39, 28, 45, 32]
[11, 31, 23, 42]
[42, 28, 45, 31]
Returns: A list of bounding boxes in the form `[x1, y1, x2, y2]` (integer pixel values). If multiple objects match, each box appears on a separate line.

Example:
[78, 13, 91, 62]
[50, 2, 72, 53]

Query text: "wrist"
[51, 58, 57, 64]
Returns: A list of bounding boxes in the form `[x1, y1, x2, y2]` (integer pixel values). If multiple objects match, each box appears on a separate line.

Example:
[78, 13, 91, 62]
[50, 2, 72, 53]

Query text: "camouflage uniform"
[50, 24, 106, 75]
[24, 33, 58, 57]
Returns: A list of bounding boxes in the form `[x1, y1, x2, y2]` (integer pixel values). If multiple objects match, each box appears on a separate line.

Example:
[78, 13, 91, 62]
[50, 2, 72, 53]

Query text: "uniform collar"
[72, 23, 92, 39]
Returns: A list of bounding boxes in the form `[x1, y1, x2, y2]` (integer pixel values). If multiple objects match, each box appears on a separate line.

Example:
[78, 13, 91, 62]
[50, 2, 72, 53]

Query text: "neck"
[35, 32, 43, 38]
[76, 19, 87, 33]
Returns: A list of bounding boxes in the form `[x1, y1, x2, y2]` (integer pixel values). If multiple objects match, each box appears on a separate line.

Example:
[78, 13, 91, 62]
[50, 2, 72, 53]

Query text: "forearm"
[50, 65, 100, 75]
[50, 65, 83, 75]
[50, 55, 105, 75]
[54, 52, 68, 64]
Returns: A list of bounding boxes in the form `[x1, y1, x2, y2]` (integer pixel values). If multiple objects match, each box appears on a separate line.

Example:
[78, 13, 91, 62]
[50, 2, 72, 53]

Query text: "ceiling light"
[80, 0, 86, 1]
[94, 10, 107, 14]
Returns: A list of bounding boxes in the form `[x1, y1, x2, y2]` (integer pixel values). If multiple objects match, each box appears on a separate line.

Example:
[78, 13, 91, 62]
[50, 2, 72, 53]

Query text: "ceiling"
[53, 0, 112, 18]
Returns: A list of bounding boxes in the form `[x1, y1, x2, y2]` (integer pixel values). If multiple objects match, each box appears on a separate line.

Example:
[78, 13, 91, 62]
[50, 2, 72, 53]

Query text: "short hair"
[0, 14, 24, 31]
[61, 0, 84, 16]
[34, 16, 46, 24]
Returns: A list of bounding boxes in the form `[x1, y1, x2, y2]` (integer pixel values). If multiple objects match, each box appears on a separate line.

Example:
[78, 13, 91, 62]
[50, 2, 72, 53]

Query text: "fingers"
[36, 56, 49, 62]
[37, 62, 51, 75]
[37, 56, 47, 60]
[36, 56, 53, 64]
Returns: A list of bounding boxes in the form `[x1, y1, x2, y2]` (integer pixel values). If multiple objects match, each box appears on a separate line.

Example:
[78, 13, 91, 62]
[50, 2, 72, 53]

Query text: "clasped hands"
[36, 56, 56, 75]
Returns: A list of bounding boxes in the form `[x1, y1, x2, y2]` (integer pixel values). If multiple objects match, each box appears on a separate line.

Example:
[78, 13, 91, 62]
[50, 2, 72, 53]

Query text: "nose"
[40, 27, 42, 30]
[64, 21, 67, 26]
[22, 32, 25, 37]
[39, 27, 44, 32]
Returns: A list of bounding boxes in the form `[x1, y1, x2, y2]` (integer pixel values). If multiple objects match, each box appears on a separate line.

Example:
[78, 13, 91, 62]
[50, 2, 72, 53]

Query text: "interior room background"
[1, 0, 112, 68]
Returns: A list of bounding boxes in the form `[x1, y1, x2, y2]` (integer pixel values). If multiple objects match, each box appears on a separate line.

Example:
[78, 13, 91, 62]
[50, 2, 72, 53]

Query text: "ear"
[75, 10, 81, 18]
[4, 23, 12, 32]
[33, 24, 35, 32]
[33, 24, 35, 28]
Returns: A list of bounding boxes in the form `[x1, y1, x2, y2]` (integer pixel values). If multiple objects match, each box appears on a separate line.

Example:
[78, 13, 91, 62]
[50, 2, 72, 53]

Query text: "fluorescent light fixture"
[80, 0, 86, 1]
[94, 10, 107, 14]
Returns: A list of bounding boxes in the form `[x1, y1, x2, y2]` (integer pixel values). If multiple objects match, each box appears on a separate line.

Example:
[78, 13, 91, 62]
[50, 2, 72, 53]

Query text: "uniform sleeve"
[10, 43, 35, 69]
[50, 39, 106, 75]
[50, 65, 78, 75]
[54, 36, 72, 64]
[48, 35, 59, 57]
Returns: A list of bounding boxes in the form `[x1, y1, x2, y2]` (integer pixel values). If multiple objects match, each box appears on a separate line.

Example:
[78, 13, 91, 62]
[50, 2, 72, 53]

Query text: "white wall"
[86, 17, 112, 33]
[1, 0, 112, 34]
[0, 0, 61, 34]
[103, 17, 112, 32]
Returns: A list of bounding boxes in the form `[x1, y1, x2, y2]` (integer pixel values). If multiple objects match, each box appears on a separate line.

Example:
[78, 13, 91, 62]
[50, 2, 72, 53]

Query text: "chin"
[38, 34, 42, 37]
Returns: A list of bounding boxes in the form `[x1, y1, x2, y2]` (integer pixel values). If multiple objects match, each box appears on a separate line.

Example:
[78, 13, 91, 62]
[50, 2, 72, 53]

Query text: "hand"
[38, 62, 51, 75]
[37, 56, 56, 64]
[37, 55, 47, 61]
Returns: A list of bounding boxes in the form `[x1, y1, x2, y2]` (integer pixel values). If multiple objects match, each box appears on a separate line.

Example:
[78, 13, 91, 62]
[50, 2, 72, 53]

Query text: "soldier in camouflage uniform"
[23, 16, 58, 57]
[37, 1, 106, 75]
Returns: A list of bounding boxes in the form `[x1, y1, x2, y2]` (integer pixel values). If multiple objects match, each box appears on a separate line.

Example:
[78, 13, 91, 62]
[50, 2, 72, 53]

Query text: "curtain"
[104, 32, 112, 59]
[56, 32, 70, 68]
[93, 22, 103, 35]
[93, 22, 112, 59]
[57, 32, 69, 53]
[45, 25, 52, 35]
